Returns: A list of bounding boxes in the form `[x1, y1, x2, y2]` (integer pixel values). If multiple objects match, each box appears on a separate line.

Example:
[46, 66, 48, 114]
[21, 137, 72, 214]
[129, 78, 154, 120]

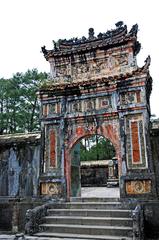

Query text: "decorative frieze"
[68, 96, 112, 114]
[50, 51, 133, 83]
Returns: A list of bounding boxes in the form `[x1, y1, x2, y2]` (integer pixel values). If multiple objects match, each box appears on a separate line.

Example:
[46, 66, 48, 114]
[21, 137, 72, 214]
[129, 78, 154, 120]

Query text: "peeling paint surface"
[0, 134, 40, 197]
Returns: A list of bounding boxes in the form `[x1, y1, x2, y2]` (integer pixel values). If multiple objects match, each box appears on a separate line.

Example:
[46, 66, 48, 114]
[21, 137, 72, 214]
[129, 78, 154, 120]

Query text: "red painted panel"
[57, 103, 61, 113]
[50, 129, 56, 167]
[136, 91, 141, 103]
[76, 126, 84, 135]
[43, 104, 48, 116]
[131, 121, 140, 163]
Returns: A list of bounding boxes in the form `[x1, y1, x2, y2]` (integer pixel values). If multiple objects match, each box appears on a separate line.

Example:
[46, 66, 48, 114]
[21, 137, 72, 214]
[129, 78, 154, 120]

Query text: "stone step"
[32, 200, 133, 239]
[47, 208, 132, 218]
[70, 197, 120, 202]
[44, 215, 133, 227]
[51, 202, 127, 209]
[39, 224, 133, 237]
[34, 232, 132, 240]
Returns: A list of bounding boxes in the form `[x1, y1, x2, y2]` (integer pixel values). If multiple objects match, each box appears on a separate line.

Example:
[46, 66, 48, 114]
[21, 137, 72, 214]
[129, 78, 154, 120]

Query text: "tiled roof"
[0, 132, 41, 145]
[41, 22, 140, 59]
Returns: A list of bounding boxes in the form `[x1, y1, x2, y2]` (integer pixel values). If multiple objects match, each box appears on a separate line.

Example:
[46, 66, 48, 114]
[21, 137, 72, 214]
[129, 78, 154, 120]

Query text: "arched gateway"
[39, 22, 156, 199]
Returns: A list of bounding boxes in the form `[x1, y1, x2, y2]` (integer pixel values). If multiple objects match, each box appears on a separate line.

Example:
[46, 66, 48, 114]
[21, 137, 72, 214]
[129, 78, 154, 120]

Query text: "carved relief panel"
[98, 96, 112, 109]
[42, 103, 61, 117]
[52, 50, 132, 83]
[49, 103, 56, 114]
[120, 91, 141, 105]
[84, 99, 96, 112]
[126, 180, 151, 194]
[41, 182, 62, 196]
[69, 101, 82, 113]
[56, 64, 71, 78]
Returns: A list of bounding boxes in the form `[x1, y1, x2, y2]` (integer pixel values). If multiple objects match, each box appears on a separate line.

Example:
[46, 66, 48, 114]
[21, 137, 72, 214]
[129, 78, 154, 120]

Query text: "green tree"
[0, 78, 10, 134]
[80, 135, 115, 161]
[0, 69, 47, 134]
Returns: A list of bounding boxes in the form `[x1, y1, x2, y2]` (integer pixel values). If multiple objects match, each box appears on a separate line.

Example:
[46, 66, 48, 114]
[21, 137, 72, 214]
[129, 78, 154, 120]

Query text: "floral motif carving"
[41, 182, 61, 196]
[126, 180, 151, 194]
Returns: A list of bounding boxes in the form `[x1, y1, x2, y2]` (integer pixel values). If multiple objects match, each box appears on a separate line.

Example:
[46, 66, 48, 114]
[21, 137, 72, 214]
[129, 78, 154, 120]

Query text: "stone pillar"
[39, 98, 66, 199]
[12, 204, 19, 233]
[120, 113, 157, 199]
[107, 157, 119, 187]
[39, 124, 66, 199]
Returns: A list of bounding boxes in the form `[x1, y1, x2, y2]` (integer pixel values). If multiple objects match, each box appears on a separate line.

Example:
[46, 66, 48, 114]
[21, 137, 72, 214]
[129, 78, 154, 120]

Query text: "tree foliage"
[80, 135, 115, 161]
[0, 69, 47, 134]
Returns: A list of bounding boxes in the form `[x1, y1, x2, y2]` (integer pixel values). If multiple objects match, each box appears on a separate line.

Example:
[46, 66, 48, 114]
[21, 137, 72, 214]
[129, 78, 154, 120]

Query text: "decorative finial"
[115, 21, 124, 28]
[53, 40, 58, 51]
[41, 46, 47, 55]
[143, 55, 151, 71]
[88, 28, 95, 39]
[129, 24, 138, 37]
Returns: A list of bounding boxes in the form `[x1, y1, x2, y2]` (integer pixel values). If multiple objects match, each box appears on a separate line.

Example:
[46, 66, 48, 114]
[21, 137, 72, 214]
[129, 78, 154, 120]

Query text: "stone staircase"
[34, 198, 134, 240]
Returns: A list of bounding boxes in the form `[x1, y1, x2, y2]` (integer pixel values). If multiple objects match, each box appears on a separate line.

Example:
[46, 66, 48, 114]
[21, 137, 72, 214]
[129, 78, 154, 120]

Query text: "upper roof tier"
[42, 22, 141, 59]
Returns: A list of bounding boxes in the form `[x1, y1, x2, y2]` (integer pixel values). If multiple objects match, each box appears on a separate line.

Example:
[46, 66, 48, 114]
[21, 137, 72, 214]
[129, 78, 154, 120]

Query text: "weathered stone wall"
[0, 202, 12, 231]
[0, 198, 44, 232]
[141, 124, 159, 239]
[0, 133, 40, 197]
[144, 202, 159, 239]
[150, 127, 159, 198]
[0, 133, 42, 232]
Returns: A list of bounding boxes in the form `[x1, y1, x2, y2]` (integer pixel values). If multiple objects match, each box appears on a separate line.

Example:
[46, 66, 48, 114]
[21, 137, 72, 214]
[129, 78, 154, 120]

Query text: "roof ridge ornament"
[115, 21, 124, 28]
[50, 22, 127, 49]
[41, 22, 140, 59]
[88, 28, 95, 39]
[142, 55, 151, 71]
[41, 46, 47, 55]
[128, 24, 138, 37]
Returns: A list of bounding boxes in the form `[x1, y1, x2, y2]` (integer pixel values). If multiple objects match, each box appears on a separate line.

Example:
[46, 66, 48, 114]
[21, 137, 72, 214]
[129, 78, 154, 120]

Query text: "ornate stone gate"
[39, 22, 156, 199]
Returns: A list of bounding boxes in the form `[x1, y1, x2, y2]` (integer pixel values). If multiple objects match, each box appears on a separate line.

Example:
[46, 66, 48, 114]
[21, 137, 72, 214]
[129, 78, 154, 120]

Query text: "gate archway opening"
[70, 134, 119, 198]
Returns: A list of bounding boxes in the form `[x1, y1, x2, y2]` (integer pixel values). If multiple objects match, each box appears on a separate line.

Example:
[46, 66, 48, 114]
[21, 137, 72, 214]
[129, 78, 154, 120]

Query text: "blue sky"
[0, 0, 158, 116]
